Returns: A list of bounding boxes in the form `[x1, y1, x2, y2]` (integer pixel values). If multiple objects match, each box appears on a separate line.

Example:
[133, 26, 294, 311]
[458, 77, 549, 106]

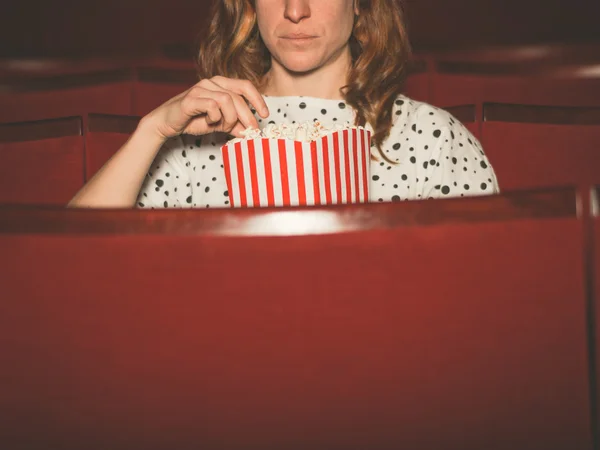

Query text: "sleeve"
[415, 107, 500, 200]
[135, 135, 194, 209]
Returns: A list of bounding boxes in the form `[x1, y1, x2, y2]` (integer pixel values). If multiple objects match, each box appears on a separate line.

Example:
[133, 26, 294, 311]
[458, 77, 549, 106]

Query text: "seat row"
[1, 103, 598, 207]
[1, 42, 599, 124]
[0, 67, 198, 124]
[0, 186, 598, 449]
[405, 59, 600, 107]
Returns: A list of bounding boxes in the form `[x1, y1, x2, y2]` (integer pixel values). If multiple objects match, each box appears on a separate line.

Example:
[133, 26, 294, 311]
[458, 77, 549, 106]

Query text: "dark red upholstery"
[402, 59, 431, 103]
[0, 189, 591, 449]
[431, 72, 600, 109]
[430, 44, 600, 72]
[594, 187, 600, 438]
[131, 68, 197, 116]
[0, 57, 131, 80]
[403, 72, 430, 103]
[0, 117, 84, 205]
[85, 114, 140, 180]
[0, 70, 133, 123]
[481, 104, 600, 192]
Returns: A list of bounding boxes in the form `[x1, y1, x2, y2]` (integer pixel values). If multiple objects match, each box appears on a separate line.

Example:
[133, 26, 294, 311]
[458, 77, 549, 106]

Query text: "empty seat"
[430, 43, 600, 75]
[481, 103, 600, 195]
[0, 69, 133, 123]
[0, 57, 131, 81]
[0, 187, 592, 449]
[429, 43, 600, 108]
[431, 64, 600, 108]
[131, 67, 198, 116]
[85, 113, 140, 180]
[402, 58, 431, 103]
[0, 116, 84, 205]
[594, 186, 600, 437]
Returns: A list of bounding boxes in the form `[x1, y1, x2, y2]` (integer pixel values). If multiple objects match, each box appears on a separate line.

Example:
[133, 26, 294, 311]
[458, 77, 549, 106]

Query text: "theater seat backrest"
[431, 62, 600, 108]
[0, 70, 133, 123]
[594, 186, 600, 437]
[0, 116, 84, 205]
[481, 103, 600, 192]
[0, 188, 592, 450]
[402, 59, 431, 103]
[85, 114, 140, 180]
[132, 67, 198, 116]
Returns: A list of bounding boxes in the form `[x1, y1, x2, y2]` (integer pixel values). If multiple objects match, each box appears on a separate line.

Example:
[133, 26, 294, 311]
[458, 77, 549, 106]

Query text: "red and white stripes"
[221, 129, 371, 208]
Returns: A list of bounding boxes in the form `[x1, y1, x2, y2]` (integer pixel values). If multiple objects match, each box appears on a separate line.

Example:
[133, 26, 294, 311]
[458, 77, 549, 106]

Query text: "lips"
[281, 34, 317, 39]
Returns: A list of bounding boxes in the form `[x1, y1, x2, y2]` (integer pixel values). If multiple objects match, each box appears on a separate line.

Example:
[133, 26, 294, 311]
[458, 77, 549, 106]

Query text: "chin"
[279, 56, 322, 74]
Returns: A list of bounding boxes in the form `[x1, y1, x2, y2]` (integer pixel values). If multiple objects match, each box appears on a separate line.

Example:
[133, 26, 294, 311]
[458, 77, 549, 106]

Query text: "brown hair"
[197, 0, 412, 164]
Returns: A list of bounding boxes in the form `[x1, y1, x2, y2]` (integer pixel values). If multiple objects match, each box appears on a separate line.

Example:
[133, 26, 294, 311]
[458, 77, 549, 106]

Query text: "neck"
[262, 44, 352, 100]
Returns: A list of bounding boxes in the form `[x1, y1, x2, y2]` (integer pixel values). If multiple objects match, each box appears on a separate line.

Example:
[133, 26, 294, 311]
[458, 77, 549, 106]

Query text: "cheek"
[322, 5, 355, 42]
[255, 3, 278, 40]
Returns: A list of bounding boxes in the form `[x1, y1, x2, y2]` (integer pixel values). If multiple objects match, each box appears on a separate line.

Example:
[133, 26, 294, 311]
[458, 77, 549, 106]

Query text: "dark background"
[1, 0, 599, 58]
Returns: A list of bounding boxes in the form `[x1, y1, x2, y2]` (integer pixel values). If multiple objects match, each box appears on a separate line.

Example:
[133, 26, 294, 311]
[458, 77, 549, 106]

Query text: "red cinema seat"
[481, 103, 600, 194]
[430, 43, 600, 75]
[429, 43, 600, 108]
[0, 188, 592, 450]
[0, 116, 84, 205]
[431, 64, 600, 109]
[85, 114, 140, 181]
[0, 57, 131, 81]
[132, 67, 198, 116]
[403, 58, 431, 103]
[594, 186, 600, 437]
[0, 70, 133, 123]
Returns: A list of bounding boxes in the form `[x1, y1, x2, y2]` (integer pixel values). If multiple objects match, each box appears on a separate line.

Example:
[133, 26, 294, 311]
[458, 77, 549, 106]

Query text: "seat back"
[593, 186, 600, 440]
[430, 44, 600, 74]
[0, 57, 131, 80]
[0, 70, 133, 123]
[0, 116, 84, 205]
[430, 58, 600, 108]
[131, 67, 198, 116]
[85, 114, 140, 180]
[481, 103, 600, 193]
[0, 188, 592, 449]
[402, 59, 431, 103]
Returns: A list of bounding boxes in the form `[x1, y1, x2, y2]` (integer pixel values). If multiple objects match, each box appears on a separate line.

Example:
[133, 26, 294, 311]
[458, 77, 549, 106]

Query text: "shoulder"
[390, 95, 484, 153]
[392, 95, 463, 134]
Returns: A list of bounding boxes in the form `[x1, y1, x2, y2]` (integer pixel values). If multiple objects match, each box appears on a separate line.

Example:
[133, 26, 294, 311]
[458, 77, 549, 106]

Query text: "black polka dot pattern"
[136, 95, 499, 208]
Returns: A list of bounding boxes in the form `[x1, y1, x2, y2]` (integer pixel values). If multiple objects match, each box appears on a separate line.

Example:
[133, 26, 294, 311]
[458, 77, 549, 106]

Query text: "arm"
[67, 76, 269, 209]
[67, 118, 168, 208]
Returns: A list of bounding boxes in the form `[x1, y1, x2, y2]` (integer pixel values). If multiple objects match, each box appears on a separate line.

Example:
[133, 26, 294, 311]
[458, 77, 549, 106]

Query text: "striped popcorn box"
[221, 128, 371, 208]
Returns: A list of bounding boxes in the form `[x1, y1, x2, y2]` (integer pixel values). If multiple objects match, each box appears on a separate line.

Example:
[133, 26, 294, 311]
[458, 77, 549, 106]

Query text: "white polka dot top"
[136, 95, 499, 208]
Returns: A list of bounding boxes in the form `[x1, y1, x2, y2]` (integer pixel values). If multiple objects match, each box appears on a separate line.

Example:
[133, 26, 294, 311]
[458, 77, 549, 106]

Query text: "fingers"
[210, 76, 270, 119]
[181, 87, 238, 131]
[180, 100, 247, 138]
[230, 122, 247, 138]
[177, 77, 269, 139]
[199, 78, 260, 130]
[184, 117, 246, 139]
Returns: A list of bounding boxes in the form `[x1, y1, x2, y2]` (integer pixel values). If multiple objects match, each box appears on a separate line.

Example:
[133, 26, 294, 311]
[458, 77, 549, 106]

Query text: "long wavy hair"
[196, 0, 412, 164]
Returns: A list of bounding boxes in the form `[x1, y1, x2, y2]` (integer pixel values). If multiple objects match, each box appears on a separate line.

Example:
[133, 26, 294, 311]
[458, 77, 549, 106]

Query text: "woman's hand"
[141, 76, 270, 142]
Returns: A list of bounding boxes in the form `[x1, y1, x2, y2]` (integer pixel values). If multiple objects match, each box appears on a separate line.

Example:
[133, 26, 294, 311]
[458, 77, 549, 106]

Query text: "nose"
[284, 0, 311, 23]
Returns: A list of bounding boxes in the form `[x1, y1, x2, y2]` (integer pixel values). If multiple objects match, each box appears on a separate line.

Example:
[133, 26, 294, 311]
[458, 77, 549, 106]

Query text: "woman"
[68, 0, 498, 209]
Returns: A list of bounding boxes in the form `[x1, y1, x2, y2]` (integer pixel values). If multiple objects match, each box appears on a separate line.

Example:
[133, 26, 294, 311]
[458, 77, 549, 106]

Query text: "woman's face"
[255, 0, 357, 74]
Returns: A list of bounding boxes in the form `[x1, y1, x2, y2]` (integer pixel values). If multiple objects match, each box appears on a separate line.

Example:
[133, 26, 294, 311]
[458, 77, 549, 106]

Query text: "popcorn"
[221, 122, 373, 208]
[228, 120, 366, 144]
